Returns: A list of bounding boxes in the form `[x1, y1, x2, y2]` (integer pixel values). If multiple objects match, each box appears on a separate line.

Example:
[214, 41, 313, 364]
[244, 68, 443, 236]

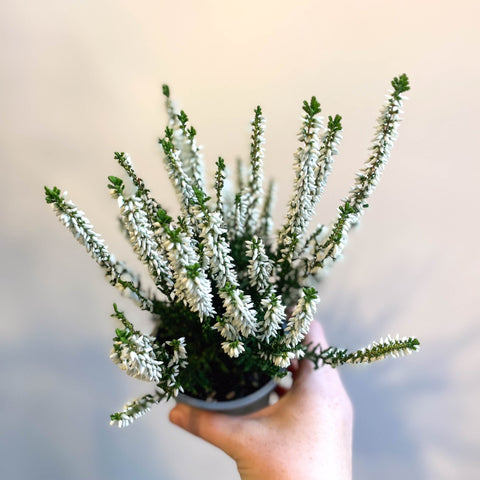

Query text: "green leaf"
[391, 73, 410, 99]
[328, 114, 342, 132]
[107, 175, 122, 186]
[187, 126, 197, 140]
[302, 286, 318, 302]
[185, 263, 201, 279]
[156, 207, 172, 226]
[159, 137, 173, 153]
[165, 127, 174, 139]
[302, 96, 321, 116]
[192, 185, 211, 205]
[107, 175, 124, 195]
[177, 110, 189, 126]
[44, 185, 61, 204]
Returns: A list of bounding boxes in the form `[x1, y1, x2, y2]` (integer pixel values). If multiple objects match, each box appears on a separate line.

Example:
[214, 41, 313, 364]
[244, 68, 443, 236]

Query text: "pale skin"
[169, 321, 353, 480]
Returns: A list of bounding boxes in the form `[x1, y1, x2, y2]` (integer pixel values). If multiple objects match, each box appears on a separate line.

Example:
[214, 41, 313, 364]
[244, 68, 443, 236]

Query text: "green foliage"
[156, 207, 173, 227]
[177, 110, 189, 127]
[44, 185, 61, 204]
[391, 73, 410, 100]
[302, 287, 318, 303]
[192, 184, 211, 208]
[111, 303, 134, 331]
[302, 96, 321, 116]
[187, 126, 196, 141]
[214, 156, 226, 211]
[327, 114, 342, 132]
[185, 263, 201, 279]
[114, 152, 144, 191]
[107, 175, 124, 196]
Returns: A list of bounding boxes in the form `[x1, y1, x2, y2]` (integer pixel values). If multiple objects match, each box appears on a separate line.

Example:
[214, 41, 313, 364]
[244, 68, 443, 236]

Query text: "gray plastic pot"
[176, 378, 277, 415]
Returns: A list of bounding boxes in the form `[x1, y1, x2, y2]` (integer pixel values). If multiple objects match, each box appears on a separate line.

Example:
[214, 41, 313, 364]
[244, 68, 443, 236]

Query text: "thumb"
[169, 403, 241, 454]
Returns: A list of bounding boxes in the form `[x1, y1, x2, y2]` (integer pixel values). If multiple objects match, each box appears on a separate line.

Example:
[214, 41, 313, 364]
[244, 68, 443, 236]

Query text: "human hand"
[169, 321, 353, 480]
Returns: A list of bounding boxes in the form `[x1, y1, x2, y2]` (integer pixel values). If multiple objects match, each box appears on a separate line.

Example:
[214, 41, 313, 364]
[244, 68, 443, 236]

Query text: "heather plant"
[45, 74, 419, 428]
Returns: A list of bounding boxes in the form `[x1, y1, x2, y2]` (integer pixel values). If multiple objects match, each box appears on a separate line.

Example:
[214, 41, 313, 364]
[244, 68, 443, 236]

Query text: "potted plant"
[44, 74, 419, 427]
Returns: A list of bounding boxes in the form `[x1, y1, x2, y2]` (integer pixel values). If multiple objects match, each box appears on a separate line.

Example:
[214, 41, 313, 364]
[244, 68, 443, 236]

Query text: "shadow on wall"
[319, 254, 479, 480]
[0, 336, 178, 480]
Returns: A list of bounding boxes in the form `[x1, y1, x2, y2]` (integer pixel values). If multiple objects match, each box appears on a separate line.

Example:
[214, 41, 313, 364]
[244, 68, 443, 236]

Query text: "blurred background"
[1, 1, 479, 478]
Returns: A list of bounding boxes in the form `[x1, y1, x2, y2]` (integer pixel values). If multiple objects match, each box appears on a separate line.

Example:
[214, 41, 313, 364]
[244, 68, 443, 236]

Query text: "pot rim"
[176, 378, 277, 411]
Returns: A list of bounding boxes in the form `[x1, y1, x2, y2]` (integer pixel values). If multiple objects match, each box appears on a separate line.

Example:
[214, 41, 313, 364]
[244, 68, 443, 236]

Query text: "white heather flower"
[110, 331, 164, 383]
[221, 340, 245, 358]
[270, 351, 296, 368]
[154, 354, 186, 399]
[114, 153, 164, 229]
[173, 127, 205, 193]
[313, 120, 342, 201]
[192, 203, 260, 341]
[117, 194, 173, 293]
[218, 285, 257, 339]
[166, 337, 188, 368]
[277, 105, 322, 265]
[283, 288, 319, 348]
[245, 236, 273, 295]
[194, 208, 239, 289]
[213, 317, 238, 341]
[160, 226, 215, 320]
[259, 292, 286, 342]
[161, 139, 197, 219]
[162, 90, 205, 192]
[53, 195, 115, 273]
[110, 394, 157, 428]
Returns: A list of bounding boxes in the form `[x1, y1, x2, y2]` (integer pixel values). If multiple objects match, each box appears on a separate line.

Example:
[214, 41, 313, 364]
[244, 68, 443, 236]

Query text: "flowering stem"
[44, 186, 155, 311]
[277, 96, 323, 273]
[306, 74, 410, 275]
[214, 157, 226, 214]
[114, 152, 164, 226]
[108, 177, 174, 297]
[303, 334, 420, 368]
[244, 106, 266, 234]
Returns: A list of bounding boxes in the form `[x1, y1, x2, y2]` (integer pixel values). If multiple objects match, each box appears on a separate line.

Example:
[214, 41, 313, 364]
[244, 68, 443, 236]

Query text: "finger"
[169, 403, 242, 455]
[304, 319, 329, 349]
[296, 320, 330, 377]
[294, 321, 344, 390]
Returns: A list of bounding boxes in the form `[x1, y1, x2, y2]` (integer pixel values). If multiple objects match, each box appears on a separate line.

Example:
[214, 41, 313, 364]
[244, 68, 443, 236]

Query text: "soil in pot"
[153, 302, 274, 403]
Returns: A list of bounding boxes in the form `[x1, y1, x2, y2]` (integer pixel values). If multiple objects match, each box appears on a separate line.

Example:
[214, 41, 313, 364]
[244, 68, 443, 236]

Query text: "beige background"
[1, 1, 479, 479]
